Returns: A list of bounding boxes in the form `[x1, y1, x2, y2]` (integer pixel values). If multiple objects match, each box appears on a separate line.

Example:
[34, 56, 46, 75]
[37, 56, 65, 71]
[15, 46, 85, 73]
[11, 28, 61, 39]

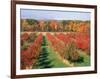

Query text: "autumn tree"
[21, 19, 29, 31]
[77, 22, 90, 33]
[38, 20, 46, 31]
[49, 20, 60, 31]
[65, 42, 80, 62]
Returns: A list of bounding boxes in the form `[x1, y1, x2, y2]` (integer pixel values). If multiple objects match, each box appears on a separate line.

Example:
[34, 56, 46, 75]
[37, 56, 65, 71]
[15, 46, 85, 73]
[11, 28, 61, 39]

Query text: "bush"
[65, 42, 80, 62]
[29, 33, 37, 42]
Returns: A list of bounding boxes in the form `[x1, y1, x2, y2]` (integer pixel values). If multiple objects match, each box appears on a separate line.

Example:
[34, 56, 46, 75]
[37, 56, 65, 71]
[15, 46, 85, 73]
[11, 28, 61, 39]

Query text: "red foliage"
[74, 33, 90, 52]
[21, 33, 29, 41]
[21, 33, 43, 69]
[56, 32, 90, 53]
[21, 32, 90, 69]
[56, 33, 74, 45]
[46, 33, 66, 58]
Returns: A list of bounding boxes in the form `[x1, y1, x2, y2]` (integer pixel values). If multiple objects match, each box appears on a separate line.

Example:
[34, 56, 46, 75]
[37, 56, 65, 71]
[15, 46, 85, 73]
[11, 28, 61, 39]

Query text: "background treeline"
[21, 19, 90, 33]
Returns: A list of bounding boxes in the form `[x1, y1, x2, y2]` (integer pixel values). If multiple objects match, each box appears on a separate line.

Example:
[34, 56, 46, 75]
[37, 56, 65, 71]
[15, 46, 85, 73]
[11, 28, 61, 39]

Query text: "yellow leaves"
[67, 21, 90, 33]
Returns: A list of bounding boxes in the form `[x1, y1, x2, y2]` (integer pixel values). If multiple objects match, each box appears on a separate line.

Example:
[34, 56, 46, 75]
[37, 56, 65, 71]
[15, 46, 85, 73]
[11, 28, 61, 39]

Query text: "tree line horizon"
[21, 19, 90, 32]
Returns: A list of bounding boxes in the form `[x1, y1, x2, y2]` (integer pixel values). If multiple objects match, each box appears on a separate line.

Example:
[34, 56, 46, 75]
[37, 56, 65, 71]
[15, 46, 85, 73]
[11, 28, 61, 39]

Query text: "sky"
[21, 9, 90, 21]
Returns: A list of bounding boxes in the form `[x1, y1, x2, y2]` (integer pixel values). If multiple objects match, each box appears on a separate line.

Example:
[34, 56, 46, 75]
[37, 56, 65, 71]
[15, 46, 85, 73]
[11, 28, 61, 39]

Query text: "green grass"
[47, 47, 69, 68]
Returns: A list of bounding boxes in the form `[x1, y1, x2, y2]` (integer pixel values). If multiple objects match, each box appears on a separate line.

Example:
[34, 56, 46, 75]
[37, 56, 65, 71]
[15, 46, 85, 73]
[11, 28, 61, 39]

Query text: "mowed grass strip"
[47, 47, 69, 68]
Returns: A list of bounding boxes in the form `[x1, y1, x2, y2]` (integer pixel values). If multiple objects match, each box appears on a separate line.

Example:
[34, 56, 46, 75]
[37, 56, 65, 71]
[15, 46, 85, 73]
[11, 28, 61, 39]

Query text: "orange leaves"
[67, 21, 90, 33]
